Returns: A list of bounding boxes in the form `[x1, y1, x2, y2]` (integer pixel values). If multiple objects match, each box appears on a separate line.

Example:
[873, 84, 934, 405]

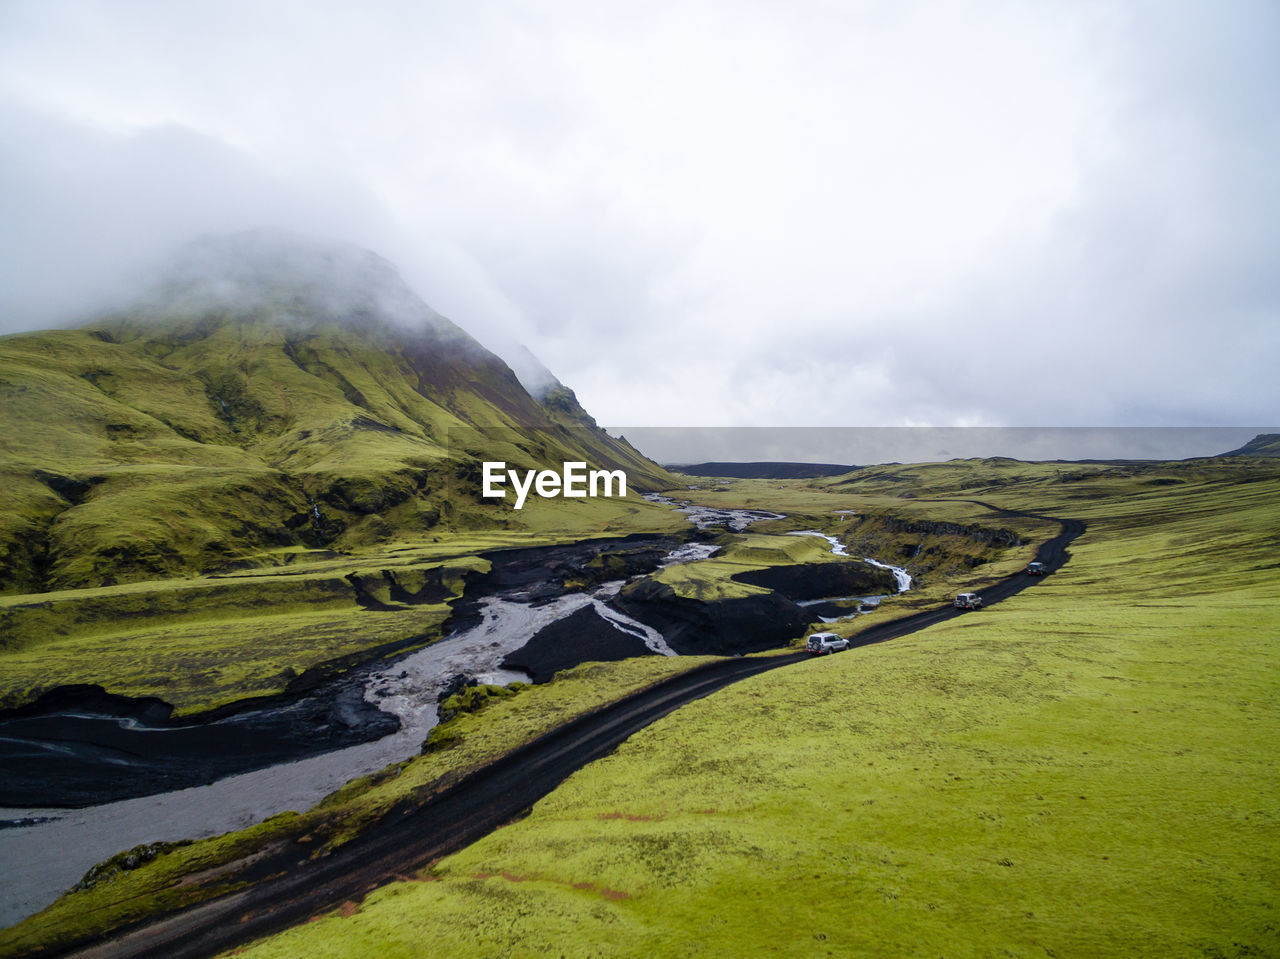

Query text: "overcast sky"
[2, 0, 1277, 444]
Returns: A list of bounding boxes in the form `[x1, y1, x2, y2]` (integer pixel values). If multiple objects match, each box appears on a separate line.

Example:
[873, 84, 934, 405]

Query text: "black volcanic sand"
[0, 534, 687, 810]
[0, 680, 398, 809]
[0, 531, 832, 809]
[501, 605, 656, 683]
[801, 598, 877, 620]
[462, 533, 684, 599]
[731, 561, 898, 601]
[615, 580, 813, 657]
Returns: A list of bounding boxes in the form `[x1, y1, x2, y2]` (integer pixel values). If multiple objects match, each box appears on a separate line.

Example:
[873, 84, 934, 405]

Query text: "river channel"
[0, 503, 908, 927]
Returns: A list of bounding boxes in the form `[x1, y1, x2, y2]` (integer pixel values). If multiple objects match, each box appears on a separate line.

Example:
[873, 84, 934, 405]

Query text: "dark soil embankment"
[731, 561, 897, 600]
[613, 579, 810, 656]
[0, 679, 398, 809]
[0, 535, 685, 810]
[463, 534, 680, 596]
[502, 606, 655, 683]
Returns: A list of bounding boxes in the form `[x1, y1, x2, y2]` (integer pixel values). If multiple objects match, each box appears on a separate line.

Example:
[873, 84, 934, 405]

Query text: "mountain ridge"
[0, 233, 673, 593]
[1221, 433, 1280, 457]
[672, 461, 860, 479]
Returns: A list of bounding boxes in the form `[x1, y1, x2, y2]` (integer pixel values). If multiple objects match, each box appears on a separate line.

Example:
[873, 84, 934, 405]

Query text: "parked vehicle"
[954, 592, 983, 610]
[1026, 561, 1047, 576]
[807, 632, 851, 655]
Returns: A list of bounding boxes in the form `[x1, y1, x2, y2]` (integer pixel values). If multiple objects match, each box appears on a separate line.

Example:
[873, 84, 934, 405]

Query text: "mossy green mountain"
[0, 232, 672, 595]
[1223, 431, 1280, 457]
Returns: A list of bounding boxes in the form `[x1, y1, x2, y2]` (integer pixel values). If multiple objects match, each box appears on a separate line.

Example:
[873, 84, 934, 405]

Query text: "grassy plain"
[226, 460, 1280, 958]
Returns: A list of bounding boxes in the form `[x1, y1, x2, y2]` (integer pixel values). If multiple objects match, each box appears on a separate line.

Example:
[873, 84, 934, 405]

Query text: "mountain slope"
[1222, 432, 1280, 457]
[0, 232, 673, 593]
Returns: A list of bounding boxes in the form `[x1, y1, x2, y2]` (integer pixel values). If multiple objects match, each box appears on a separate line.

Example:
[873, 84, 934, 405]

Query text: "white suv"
[807, 632, 851, 655]
[954, 593, 983, 610]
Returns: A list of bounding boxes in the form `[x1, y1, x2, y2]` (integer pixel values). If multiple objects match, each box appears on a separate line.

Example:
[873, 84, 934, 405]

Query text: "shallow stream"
[0, 534, 709, 924]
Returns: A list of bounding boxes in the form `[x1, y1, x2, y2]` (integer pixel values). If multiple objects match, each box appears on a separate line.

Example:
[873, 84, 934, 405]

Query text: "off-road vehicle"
[807, 632, 851, 655]
[953, 592, 983, 610]
[1026, 561, 1047, 576]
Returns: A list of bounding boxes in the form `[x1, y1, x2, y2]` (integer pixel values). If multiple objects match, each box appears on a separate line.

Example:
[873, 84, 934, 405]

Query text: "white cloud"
[1, 0, 1276, 432]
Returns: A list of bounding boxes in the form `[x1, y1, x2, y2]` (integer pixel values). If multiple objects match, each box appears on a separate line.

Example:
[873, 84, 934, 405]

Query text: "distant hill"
[0, 232, 672, 593]
[672, 462, 859, 479]
[1221, 433, 1280, 457]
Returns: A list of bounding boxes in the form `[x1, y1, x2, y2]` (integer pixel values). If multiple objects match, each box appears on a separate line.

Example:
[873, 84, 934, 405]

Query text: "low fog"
[616, 427, 1273, 466]
[128, 232, 452, 339]
[2, 0, 1277, 450]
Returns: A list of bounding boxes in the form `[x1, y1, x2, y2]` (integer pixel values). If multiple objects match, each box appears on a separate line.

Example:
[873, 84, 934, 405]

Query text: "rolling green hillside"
[219, 459, 1279, 958]
[0, 232, 672, 595]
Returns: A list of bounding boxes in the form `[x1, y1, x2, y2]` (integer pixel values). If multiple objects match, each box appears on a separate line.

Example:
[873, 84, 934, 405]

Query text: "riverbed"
[0, 505, 910, 927]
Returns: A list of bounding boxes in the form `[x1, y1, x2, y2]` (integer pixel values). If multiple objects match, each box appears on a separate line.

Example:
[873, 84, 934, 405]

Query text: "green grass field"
[222, 461, 1280, 958]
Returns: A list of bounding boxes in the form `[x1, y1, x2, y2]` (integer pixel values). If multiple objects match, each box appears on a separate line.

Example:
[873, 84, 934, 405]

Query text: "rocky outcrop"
[502, 606, 655, 683]
[345, 565, 459, 610]
[615, 579, 810, 656]
[462, 535, 680, 601]
[0, 677, 398, 808]
[731, 561, 897, 600]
